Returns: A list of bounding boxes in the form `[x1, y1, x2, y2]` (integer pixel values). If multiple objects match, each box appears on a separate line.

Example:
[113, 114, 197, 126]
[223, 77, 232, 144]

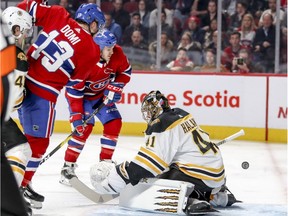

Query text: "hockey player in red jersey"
[16, 1, 105, 209]
[59, 29, 132, 186]
[90, 90, 240, 215]
[1, 9, 32, 216]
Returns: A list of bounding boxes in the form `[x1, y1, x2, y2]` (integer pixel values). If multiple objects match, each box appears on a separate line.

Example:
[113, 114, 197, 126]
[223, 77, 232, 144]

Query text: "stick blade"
[69, 177, 119, 203]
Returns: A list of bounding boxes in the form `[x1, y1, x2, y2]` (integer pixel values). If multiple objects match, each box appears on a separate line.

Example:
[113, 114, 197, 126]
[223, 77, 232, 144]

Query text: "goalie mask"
[141, 91, 170, 124]
[2, 6, 33, 39]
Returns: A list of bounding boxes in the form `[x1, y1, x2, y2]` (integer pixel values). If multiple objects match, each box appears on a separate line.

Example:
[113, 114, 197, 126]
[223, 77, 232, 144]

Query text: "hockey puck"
[241, 161, 249, 169]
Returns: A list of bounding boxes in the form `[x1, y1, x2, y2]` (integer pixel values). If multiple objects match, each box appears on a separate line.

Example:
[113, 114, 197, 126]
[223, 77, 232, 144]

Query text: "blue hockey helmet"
[75, 3, 105, 28]
[94, 29, 117, 51]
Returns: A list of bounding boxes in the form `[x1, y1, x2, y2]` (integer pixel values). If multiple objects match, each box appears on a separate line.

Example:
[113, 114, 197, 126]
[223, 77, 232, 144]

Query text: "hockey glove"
[70, 113, 85, 136]
[103, 82, 124, 105]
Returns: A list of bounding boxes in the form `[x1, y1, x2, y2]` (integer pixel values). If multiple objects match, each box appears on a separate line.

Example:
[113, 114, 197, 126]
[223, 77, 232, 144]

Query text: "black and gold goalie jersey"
[13, 47, 28, 110]
[130, 108, 225, 189]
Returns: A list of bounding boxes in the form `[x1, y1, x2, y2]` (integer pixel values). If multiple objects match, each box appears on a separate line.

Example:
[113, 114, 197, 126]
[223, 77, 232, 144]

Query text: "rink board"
[12, 73, 287, 142]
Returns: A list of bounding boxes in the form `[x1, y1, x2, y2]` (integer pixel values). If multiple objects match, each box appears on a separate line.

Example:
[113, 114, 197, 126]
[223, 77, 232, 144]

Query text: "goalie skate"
[185, 198, 219, 215]
[59, 162, 78, 186]
[23, 183, 45, 209]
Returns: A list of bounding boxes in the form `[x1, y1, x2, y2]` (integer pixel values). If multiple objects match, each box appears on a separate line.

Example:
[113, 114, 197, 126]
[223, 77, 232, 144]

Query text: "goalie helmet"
[2, 6, 33, 39]
[141, 90, 170, 124]
[94, 29, 117, 51]
[75, 3, 105, 28]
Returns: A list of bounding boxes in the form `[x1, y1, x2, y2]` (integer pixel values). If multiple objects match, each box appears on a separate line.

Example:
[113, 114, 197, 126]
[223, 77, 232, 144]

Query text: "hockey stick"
[40, 101, 107, 165]
[70, 177, 119, 203]
[216, 129, 245, 146]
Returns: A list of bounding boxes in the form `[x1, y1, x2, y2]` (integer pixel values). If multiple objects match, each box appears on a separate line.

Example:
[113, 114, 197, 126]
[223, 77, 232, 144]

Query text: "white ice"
[30, 134, 287, 216]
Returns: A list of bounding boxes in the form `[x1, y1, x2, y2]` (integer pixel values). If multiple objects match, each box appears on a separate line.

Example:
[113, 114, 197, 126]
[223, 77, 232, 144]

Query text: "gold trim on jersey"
[134, 146, 168, 175]
[176, 162, 225, 182]
[11, 165, 25, 175]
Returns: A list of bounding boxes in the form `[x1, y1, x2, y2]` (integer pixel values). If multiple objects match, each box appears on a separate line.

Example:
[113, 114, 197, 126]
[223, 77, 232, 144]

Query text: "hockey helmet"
[141, 90, 170, 124]
[75, 3, 105, 28]
[2, 6, 33, 39]
[94, 29, 117, 51]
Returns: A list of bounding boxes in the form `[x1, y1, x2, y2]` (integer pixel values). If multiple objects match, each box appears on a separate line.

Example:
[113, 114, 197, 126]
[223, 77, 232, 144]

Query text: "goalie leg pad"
[119, 178, 194, 215]
[5, 142, 32, 186]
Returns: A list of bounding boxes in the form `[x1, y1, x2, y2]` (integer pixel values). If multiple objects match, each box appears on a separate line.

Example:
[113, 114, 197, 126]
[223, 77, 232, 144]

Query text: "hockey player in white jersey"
[90, 90, 239, 215]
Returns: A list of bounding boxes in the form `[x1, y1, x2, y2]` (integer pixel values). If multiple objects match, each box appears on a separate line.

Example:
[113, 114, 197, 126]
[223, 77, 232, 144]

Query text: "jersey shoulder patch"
[146, 108, 190, 134]
[16, 47, 28, 72]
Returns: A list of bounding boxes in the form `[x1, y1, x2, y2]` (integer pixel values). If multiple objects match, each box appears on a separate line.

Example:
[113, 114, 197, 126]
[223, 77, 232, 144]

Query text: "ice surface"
[30, 134, 287, 216]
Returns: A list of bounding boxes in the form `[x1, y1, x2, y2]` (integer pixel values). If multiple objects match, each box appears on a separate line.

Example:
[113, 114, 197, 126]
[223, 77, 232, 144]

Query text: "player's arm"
[112, 47, 132, 85]
[103, 48, 131, 105]
[65, 79, 85, 135]
[17, 0, 68, 27]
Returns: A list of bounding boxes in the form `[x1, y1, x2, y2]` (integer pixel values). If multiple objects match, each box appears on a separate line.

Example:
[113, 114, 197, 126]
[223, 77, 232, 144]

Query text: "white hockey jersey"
[131, 108, 225, 189]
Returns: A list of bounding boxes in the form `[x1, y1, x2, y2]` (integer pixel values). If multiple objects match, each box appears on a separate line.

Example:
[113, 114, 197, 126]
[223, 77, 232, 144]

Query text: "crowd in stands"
[50, 0, 288, 73]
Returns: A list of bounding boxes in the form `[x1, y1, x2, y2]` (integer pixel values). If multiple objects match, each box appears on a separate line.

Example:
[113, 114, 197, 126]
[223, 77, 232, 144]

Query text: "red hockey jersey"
[18, 1, 100, 103]
[81, 44, 131, 101]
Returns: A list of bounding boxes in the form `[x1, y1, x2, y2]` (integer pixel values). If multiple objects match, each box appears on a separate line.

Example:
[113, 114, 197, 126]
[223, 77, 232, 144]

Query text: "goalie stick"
[69, 177, 119, 203]
[40, 100, 108, 165]
[215, 129, 245, 146]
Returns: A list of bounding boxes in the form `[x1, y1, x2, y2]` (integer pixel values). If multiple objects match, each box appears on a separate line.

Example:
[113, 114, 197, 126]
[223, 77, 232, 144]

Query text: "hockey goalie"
[90, 90, 240, 215]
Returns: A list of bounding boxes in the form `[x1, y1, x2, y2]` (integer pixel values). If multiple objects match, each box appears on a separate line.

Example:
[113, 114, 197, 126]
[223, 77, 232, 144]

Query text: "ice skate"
[19, 186, 33, 215]
[185, 198, 218, 215]
[23, 183, 44, 209]
[220, 185, 242, 206]
[59, 162, 78, 186]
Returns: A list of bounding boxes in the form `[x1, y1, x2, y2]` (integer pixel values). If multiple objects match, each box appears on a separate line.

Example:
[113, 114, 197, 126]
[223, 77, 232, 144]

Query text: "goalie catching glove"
[90, 161, 130, 194]
[70, 113, 85, 136]
[103, 82, 124, 105]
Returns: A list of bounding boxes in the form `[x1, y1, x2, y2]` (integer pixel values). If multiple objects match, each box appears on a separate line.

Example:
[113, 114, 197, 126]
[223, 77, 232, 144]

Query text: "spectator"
[253, 13, 276, 73]
[228, 1, 248, 33]
[258, 0, 285, 26]
[190, 0, 210, 18]
[148, 10, 174, 43]
[281, 8, 287, 31]
[166, 48, 194, 71]
[203, 18, 218, 49]
[200, 0, 228, 31]
[104, 12, 122, 44]
[204, 30, 229, 53]
[111, 0, 131, 32]
[231, 49, 253, 73]
[149, 0, 173, 27]
[58, 0, 75, 17]
[122, 12, 148, 45]
[122, 30, 150, 69]
[198, 49, 229, 72]
[185, 15, 206, 46]
[136, 0, 150, 28]
[178, 31, 203, 66]
[149, 32, 174, 69]
[221, 31, 246, 71]
[280, 26, 287, 73]
[171, 0, 194, 24]
[246, 0, 268, 18]
[238, 13, 256, 50]
[222, 0, 238, 17]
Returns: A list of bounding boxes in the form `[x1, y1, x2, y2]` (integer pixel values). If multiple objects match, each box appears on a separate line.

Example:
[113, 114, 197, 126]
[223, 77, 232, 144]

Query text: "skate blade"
[30, 200, 43, 209]
[186, 208, 220, 215]
[59, 178, 72, 187]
